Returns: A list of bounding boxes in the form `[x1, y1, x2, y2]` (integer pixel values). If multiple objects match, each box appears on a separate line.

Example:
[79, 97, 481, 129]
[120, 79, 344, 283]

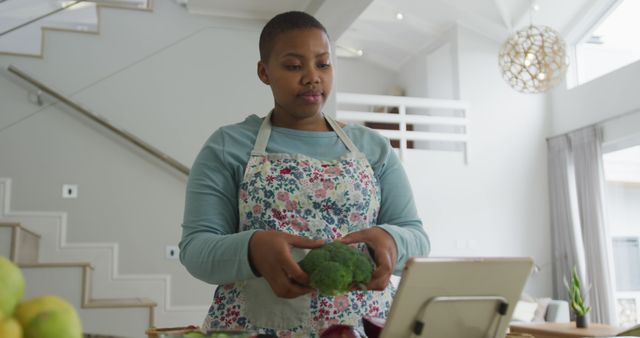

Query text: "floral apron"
[203, 113, 394, 337]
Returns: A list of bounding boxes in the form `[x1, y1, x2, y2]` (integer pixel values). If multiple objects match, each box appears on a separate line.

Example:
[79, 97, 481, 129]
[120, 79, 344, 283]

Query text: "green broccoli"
[299, 241, 374, 295]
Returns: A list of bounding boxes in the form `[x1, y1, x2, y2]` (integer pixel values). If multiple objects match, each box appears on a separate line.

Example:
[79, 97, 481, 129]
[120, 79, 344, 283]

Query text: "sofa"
[511, 297, 570, 323]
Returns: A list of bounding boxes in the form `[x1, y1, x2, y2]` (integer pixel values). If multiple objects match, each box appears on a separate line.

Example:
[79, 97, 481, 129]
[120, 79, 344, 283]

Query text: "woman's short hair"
[259, 11, 329, 62]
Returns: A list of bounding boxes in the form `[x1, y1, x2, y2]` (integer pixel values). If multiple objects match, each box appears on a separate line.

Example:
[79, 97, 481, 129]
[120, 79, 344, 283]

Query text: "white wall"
[398, 28, 458, 101]
[397, 26, 553, 297]
[426, 42, 456, 100]
[398, 47, 428, 98]
[335, 57, 396, 95]
[1, 1, 273, 165]
[397, 30, 461, 150]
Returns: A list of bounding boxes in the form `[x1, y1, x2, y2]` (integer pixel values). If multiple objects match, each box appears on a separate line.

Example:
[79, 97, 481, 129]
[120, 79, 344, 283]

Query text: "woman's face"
[258, 28, 333, 123]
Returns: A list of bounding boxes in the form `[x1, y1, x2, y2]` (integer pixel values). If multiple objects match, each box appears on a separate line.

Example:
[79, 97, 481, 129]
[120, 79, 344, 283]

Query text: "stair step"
[0, 222, 41, 264]
[21, 264, 153, 337]
[86, 297, 157, 308]
[20, 261, 93, 268]
[19, 262, 156, 310]
[86, 297, 157, 328]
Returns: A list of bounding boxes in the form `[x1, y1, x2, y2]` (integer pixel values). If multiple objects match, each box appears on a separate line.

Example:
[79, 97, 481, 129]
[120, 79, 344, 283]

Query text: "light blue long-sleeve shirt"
[179, 114, 430, 285]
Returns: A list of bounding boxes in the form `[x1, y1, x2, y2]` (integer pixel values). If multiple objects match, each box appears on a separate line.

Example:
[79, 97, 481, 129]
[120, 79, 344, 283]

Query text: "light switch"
[166, 245, 179, 259]
[62, 184, 78, 199]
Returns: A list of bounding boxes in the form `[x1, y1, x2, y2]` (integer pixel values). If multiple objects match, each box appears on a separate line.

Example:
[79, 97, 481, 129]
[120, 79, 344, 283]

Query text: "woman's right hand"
[248, 230, 324, 299]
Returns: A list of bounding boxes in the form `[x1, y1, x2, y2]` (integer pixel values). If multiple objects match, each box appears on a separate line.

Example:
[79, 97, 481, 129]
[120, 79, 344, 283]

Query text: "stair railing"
[7, 65, 190, 175]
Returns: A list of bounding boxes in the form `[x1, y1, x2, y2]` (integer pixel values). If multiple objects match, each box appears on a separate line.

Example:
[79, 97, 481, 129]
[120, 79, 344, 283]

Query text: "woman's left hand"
[338, 227, 397, 291]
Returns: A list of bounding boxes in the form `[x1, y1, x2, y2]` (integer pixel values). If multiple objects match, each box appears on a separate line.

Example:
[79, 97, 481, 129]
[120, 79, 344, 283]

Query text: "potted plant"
[565, 267, 591, 328]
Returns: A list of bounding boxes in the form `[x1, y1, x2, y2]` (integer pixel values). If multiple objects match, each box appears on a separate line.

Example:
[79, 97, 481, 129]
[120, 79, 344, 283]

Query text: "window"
[612, 237, 640, 291]
[575, 0, 640, 85]
[603, 144, 640, 327]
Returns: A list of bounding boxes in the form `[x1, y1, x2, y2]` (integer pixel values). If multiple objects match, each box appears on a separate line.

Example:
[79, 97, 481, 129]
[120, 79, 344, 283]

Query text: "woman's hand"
[248, 230, 324, 299]
[338, 227, 397, 291]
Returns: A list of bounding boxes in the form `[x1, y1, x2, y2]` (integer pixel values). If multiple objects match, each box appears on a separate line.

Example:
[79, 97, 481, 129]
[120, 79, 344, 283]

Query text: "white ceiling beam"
[430, 0, 509, 43]
[512, 0, 532, 30]
[306, 0, 373, 40]
[511, 0, 618, 42]
[561, 0, 619, 43]
[367, 0, 442, 37]
[493, 0, 512, 31]
[342, 23, 415, 55]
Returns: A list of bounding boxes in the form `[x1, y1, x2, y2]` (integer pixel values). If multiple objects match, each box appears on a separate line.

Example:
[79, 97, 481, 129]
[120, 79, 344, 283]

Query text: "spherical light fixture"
[499, 25, 568, 94]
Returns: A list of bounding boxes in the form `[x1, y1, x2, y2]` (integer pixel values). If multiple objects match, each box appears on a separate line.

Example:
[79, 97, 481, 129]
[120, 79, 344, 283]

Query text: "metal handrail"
[8, 65, 190, 175]
[0, 0, 87, 38]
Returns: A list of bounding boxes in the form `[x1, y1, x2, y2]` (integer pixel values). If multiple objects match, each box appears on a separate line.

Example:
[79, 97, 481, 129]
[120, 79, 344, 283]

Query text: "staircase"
[0, 185, 158, 338]
[0, 221, 156, 337]
[0, 0, 217, 335]
[0, 0, 152, 57]
[0, 177, 208, 338]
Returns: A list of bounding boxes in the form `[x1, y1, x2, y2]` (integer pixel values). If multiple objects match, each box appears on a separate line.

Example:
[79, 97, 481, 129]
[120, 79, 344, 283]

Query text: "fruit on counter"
[0, 316, 22, 338]
[319, 324, 363, 338]
[0, 256, 25, 317]
[15, 294, 82, 338]
[161, 331, 261, 338]
[362, 316, 385, 338]
[0, 257, 83, 337]
[299, 241, 373, 296]
[182, 332, 206, 338]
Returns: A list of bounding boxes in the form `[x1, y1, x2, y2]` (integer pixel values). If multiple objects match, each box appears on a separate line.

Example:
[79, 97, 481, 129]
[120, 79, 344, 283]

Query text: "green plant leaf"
[565, 266, 590, 316]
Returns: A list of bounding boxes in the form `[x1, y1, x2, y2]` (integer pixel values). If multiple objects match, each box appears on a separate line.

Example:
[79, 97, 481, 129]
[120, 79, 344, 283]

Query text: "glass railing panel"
[0, 0, 67, 35]
[0, 0, 148, 56]
[0, 0, 97, 55]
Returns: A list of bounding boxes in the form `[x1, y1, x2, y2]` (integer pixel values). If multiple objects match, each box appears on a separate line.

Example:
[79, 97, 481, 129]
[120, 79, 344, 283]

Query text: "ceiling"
[0, 0, 619, 69]
[186, 0, 619, 71]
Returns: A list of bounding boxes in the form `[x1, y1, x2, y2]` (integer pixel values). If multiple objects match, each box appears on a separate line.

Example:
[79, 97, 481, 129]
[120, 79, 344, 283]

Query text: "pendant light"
[498, 1, 569, 93]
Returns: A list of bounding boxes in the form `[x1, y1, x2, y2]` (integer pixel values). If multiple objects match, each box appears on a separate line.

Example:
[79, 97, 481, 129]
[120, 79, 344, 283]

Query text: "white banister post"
[336, 92, 469, 165]
[463, 107, 469, 164]
[398, 104, 407, 161]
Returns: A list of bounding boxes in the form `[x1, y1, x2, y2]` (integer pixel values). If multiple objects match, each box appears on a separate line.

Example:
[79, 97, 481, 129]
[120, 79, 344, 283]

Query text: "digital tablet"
[380, 257, 534, 338]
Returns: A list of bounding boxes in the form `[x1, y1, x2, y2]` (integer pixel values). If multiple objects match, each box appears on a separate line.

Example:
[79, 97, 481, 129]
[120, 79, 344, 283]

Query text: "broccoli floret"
[299, 241, 374, 295]
[299, 247, 331, 273]
[352, 252, 374, 285]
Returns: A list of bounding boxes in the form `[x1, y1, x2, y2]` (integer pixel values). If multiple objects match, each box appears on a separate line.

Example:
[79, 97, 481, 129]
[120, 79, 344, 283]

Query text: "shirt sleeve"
[373, 143, 431, 275]
[179, 129, 257, 285]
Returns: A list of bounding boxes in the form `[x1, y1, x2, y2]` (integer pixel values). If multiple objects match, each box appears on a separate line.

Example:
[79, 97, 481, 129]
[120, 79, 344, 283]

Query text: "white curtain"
[547, 135, 586, 304]
[547, 126, 616, 324]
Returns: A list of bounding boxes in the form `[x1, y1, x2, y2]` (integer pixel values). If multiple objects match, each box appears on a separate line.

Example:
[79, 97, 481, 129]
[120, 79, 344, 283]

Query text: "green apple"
[0, 256, 25, 317]
[0, 316, 22, 338]
[15, 295, 83, 338]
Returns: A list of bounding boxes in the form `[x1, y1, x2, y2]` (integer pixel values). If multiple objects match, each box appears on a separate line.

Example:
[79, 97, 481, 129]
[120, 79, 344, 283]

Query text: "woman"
[179, 11, 430, 337]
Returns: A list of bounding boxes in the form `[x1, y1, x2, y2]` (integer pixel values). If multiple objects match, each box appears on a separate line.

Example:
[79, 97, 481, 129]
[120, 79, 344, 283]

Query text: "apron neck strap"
[252, 112, 272, 155]
[325, 114, 360, 153]
[252, 111, 360, 155]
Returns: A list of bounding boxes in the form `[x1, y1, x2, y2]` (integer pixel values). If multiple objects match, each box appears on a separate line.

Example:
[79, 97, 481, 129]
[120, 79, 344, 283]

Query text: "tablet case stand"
[411, 295, 510, 338]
